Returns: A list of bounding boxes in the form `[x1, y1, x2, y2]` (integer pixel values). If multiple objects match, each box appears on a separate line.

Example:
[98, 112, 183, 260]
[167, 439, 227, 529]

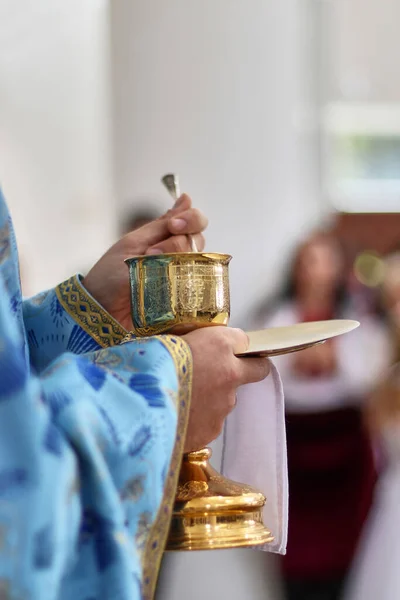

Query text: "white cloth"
[221, 361, 288, 554]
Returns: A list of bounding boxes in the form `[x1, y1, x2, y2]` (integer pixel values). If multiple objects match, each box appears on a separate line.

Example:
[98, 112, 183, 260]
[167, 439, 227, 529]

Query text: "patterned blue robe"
[0, 189, 192, 600]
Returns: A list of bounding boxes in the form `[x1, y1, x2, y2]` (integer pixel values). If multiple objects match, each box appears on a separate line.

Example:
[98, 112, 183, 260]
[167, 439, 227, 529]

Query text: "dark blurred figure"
[252, 230, 391, 600]
[119, 205, 162, 236]
[344, 252, 400, 600]
[81, 205, 163, 277]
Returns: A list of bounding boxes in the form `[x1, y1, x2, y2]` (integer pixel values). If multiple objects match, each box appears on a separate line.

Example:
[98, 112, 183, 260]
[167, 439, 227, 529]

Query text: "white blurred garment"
[344, 420, 400, 600]
[156, 551, 284, 600]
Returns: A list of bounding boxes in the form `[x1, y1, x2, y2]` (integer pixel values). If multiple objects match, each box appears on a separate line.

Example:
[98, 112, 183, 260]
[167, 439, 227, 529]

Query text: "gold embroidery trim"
[142, 335, 192, 600]
[55, 275, 127, 347]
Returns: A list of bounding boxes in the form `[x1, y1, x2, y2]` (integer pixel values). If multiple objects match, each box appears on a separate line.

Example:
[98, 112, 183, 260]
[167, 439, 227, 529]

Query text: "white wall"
[0, 0, 115, 295]
[327, 0, 400, 103]
[111, 0, 325, 326]
[0, 0, 325, 310]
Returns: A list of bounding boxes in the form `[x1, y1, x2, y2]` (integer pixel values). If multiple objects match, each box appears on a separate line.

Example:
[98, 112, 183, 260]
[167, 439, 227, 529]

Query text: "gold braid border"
[142, 335, 192, 600]
[55, 275, 127, 347]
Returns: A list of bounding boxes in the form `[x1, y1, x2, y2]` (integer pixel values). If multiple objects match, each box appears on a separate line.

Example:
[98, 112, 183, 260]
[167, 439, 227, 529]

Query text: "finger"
[122, 195, 194, 252]
[168, 208, 209, 235]
[162, 194, 193, 219]
[145, 233, 205, 255]
[171, 193, 192, 212]
[226, 392, 238, 415]
[123, 219, 171, 253]
[221, 327, 250, 354]
[236, 357, 271, 385]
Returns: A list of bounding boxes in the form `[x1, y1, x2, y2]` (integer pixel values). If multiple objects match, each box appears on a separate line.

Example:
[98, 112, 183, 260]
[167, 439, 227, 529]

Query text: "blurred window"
[320, 0, 400, 213]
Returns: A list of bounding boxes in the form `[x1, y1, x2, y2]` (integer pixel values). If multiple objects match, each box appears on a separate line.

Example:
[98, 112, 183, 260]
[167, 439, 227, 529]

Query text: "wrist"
[56, 274, 127, 348]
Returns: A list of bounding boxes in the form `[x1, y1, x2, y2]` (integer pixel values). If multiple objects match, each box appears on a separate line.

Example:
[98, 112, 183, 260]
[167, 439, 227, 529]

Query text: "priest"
[0, 187, 270, 600]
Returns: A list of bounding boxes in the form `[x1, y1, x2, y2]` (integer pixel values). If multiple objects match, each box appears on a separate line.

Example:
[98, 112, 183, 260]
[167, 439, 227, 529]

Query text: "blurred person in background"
[344, 252, 400, 600]
[250, 230, 391, 600]
[119, 203, 162, 236]
[81, 204, 162, 276]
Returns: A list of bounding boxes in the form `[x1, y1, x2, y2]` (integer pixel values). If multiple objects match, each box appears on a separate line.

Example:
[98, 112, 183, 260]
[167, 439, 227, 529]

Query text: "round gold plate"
[236, 319, 360, 358]
[237, 339, 327, 358]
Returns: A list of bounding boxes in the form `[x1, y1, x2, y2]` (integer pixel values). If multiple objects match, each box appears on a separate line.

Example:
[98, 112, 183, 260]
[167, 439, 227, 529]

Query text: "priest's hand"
[182, 327, 270, 453]
[83, 194, 208, 329]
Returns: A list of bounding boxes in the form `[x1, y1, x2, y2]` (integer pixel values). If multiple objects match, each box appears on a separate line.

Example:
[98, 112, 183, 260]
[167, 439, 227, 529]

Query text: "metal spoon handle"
[161, 174, 198, 252]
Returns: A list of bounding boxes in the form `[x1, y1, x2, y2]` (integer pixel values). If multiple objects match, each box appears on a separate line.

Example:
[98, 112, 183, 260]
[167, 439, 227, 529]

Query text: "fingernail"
[170, 218, 186, 231]
[146, 248, 163, 255]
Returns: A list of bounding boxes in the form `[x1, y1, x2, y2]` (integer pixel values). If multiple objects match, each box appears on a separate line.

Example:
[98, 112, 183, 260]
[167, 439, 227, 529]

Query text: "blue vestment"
[0, 189, 191, 600]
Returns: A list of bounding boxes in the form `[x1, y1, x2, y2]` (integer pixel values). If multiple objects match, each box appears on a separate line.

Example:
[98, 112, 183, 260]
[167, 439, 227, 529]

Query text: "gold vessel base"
[167, 510, 274, 552]
[167, 448, 274, 551]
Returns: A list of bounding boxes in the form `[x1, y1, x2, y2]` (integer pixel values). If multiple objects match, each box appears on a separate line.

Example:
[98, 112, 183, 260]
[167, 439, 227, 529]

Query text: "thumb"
[122, 194, 192, 251]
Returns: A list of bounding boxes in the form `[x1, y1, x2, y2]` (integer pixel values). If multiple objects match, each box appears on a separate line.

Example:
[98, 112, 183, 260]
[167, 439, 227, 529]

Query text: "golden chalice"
[124, 175, 273, 551]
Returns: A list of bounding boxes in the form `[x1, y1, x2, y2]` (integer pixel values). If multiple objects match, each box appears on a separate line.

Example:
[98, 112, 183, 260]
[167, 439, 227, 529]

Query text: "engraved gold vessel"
[125, 252, 231, 336]
[125, 251, 274, 551]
